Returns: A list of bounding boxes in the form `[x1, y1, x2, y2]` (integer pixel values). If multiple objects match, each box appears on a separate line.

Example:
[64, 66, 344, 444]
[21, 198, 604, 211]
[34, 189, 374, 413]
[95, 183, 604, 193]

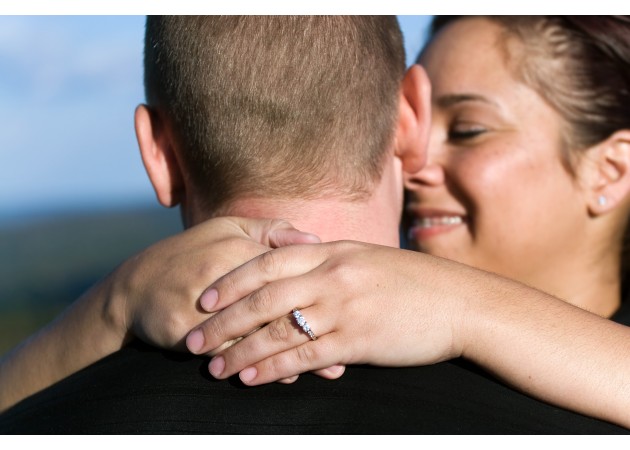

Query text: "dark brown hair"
[428, 16, 630, 157]
[144, 16, 405, 214]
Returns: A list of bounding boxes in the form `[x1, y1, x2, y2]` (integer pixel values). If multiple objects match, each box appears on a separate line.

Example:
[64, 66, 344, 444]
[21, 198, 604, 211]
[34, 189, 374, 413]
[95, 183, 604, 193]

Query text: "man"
[0, 16, 625, 433]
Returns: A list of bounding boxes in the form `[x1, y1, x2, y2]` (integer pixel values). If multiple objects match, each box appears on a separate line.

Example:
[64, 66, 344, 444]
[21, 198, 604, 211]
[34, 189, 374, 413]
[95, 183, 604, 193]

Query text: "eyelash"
[448, 126, 487, 141]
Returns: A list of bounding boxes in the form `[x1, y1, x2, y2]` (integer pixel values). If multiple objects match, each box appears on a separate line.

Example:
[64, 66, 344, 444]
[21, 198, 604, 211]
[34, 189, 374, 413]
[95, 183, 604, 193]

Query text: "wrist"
[443, 262, 501, 363]
[97, 264, 135, 350]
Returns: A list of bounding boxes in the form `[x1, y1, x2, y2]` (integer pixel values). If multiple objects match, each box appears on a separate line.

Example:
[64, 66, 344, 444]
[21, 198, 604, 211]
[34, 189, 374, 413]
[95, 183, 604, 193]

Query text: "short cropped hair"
[144, 16, 405, 214]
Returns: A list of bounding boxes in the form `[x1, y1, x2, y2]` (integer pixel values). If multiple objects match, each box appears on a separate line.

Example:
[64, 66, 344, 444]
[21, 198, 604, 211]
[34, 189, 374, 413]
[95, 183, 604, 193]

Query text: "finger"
[236, 335, 344, 386]
[200, 244, 327, 313]
[189, 274, 323, 354]
[312, 364, 346, 380]
[234, 218, 320, 248]
[270, 366, 345, 383]
[277, 375, 299, 384]
[276, 368, 344, 384]
[268, 228, 321, 248]
[208, 305, 329, 378]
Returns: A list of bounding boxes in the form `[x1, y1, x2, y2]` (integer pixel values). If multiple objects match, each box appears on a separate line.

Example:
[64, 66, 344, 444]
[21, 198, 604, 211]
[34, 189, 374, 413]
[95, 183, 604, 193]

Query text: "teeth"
[416, 216, 463, 228]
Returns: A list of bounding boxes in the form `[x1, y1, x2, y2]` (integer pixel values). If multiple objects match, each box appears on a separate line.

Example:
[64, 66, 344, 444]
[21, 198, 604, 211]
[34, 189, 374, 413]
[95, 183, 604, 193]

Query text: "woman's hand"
[106, 215, 342, 384]
[0, 216, 320, 412]
[185, 241, 469, 385]
[106, 216, 321, 351]
[183, 238, 630, 431]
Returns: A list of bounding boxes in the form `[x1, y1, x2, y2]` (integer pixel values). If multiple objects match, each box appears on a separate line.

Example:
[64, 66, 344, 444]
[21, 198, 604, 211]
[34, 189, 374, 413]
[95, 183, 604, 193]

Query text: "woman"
[406, 15, 629, 318]
[182, 16, 630, 426]
[2, 15, 630, 428]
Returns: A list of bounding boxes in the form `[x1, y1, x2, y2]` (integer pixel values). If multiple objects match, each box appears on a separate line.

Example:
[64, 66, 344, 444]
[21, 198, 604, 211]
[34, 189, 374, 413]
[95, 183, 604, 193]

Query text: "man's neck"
[189, 154, 404, 247]
[193, 195, 401, 248]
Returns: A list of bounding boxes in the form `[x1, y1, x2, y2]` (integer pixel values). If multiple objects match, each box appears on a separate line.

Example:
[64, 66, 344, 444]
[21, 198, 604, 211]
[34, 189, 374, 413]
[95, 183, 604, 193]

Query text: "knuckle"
[266, 319, 292, 343]
[218, 270, 239, 298]
[257, 249, 282, 277]
[294, 343, 318, 368]
[224, 237, 259, 257]
[210, 238, 269, 276]
[248, 286, 274, 315]
[327, 260, 359, 288]
[223, 236, 246, 249]
[161, 312, 188, 343]
[196, 260, 220, 282]
[201, 314, 226, 346]
[267, 353, 291, 378]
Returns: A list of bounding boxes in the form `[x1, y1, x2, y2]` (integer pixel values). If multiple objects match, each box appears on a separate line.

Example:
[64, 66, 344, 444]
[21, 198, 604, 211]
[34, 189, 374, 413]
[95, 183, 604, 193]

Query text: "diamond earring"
[598, 195, 607, 206]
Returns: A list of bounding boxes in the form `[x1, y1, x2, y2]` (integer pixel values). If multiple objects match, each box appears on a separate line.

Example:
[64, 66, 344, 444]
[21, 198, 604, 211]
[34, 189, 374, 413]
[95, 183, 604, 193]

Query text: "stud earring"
[598, 195, 607, 206]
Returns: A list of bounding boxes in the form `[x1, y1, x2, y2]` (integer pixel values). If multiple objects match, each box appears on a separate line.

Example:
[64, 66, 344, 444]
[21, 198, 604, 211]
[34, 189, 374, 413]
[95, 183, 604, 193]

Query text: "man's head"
[135, 16, 429, 235]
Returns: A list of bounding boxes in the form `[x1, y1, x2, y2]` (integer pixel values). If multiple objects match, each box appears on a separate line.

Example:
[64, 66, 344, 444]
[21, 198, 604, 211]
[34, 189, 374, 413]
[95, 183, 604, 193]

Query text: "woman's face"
[405, 18, 589, 285]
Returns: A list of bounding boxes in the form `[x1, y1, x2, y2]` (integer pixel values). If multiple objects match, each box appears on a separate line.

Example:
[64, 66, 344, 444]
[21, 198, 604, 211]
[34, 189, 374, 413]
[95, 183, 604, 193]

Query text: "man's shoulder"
[1, 341, 626, 434]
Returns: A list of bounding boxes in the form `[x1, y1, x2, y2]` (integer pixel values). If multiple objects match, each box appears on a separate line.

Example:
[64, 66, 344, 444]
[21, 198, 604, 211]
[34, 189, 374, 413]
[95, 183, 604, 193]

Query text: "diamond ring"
[292, 308, 317, 341]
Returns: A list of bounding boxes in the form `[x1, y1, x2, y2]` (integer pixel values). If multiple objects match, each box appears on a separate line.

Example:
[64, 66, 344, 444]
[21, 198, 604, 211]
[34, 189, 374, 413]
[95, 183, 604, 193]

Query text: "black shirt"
[2, 302, 629, 434]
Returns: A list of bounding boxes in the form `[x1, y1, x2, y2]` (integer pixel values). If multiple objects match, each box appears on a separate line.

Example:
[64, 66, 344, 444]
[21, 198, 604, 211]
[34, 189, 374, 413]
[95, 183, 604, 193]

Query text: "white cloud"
[0, 16, 147, 213]
[0, 16, 144, 102]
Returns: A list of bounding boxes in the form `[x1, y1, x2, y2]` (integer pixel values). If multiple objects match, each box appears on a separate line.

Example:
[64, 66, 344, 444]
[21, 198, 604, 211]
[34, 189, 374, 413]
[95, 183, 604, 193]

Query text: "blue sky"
[0, 16, 433, 221]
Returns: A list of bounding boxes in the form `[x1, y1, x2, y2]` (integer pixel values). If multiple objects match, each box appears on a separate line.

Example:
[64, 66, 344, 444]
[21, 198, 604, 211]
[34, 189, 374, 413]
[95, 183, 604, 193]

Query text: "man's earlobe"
[395, 64, 431, 175]
[135, 104, 185, 208]
[583, 130, 630, 216]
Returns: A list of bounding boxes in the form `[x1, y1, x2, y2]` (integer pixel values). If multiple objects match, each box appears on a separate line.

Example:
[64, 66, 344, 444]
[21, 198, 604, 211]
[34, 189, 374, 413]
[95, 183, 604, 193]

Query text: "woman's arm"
[187, 241, 630, 428]
[0, 217, 320, 412]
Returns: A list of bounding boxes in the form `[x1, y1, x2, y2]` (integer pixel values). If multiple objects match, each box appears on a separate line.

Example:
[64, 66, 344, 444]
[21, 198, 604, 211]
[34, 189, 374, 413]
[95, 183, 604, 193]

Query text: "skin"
[4, 16, 630, 431]
[190, 239, 630, 429]
[182, 18, 630, 428]
[0, 217, 323, 412]
[405, 17, 620, 317]
[0, 61, 430, 413]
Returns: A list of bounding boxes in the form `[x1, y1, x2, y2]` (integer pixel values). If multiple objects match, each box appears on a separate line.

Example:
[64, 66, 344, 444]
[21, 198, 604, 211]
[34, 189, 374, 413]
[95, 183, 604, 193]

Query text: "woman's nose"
[404, 159, 445, 189]
[405, 126, 448, 189]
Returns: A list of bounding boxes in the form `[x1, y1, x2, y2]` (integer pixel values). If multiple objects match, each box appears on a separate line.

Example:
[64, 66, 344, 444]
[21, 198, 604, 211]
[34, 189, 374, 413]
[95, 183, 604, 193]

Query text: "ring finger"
[209, 304, 330, 379]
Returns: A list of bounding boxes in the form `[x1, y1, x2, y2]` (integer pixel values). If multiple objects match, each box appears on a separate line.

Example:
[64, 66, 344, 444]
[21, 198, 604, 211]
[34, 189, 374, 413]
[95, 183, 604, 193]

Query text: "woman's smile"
[406, 207, 467, 241]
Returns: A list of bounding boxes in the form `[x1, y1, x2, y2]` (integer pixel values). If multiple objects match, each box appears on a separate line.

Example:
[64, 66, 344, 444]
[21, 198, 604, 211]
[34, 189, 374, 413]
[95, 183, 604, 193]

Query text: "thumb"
[235, 217, 321, 248]
[268, 227, 321, 248]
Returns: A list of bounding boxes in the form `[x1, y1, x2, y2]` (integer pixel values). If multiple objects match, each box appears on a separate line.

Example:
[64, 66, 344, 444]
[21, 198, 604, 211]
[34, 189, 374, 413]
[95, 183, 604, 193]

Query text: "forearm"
[458, 269, 630, 428]
[0, 217, 313, 412]
[0, 276, 127, 412]
[179, 241, 630, 427]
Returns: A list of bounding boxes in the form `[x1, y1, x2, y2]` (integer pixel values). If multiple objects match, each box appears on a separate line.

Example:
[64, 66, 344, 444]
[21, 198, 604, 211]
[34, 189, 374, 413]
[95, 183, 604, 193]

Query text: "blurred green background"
[0, 206, 183, 356]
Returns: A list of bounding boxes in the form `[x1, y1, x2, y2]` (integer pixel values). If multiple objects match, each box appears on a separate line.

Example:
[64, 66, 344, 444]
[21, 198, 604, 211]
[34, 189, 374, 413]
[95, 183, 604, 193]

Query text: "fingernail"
[278, 375, 299, 384]
[208, 356, 225, 378]
[240, 367, 257, 383]
[186, 329, 204, 354]
[326, 364, 345, 376]
[298, 232, 321, 244]
[200, 288, 218, 311]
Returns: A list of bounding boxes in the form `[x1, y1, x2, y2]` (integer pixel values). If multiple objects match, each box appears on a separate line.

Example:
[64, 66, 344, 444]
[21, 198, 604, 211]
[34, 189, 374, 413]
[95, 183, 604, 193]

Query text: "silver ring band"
[292, 308, 317, 341]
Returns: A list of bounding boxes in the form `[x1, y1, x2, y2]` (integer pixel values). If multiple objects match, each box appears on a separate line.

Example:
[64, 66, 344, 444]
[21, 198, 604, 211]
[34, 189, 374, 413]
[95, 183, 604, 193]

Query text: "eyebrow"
[435, 93, 498, 108]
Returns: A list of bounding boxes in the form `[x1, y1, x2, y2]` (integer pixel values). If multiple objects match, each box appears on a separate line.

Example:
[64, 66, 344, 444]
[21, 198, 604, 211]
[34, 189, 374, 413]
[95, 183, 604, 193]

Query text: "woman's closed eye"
[448, 123, 488, 141]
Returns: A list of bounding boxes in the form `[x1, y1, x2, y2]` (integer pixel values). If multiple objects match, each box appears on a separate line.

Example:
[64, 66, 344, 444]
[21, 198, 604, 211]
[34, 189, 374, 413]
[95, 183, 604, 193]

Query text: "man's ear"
[581, 130, 630, 216]
[394, 64, 431, 174]
[135, 104, 185, 207]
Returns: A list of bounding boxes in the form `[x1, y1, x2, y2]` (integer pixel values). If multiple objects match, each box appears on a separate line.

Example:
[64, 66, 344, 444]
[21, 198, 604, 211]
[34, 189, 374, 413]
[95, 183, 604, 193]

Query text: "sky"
[0, 15, 433, 222]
